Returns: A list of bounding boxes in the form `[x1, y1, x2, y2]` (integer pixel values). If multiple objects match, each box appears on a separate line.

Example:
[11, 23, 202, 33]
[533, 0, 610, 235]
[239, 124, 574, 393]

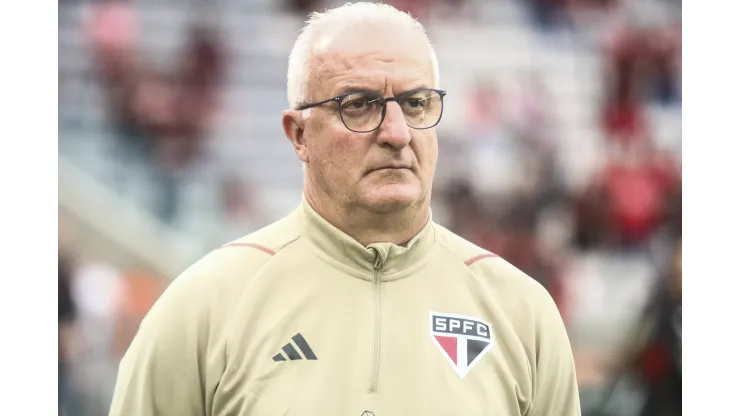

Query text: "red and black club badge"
[429, 311, 495, 379]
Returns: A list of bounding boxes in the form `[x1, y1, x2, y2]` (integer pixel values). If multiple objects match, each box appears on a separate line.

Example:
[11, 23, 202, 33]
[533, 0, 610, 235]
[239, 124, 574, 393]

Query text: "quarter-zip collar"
[299, 196, 436, 282]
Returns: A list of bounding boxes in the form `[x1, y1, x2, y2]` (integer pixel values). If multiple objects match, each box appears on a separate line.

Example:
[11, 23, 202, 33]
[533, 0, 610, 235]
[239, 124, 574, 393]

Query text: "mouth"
[366, 167, 412, 177]
[372, 167, 409, 172]
[367, 165, 412, 174]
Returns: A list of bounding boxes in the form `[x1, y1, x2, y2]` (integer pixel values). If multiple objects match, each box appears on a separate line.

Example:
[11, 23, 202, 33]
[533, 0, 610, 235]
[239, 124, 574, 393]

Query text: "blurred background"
[58, 0, 681, 414]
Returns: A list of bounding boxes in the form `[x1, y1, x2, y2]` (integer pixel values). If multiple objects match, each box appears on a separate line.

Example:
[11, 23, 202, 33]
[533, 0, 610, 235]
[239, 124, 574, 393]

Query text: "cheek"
[429, 138, 439, 167]
[414, 133, 438, 172]
[310, 123, 364, 173]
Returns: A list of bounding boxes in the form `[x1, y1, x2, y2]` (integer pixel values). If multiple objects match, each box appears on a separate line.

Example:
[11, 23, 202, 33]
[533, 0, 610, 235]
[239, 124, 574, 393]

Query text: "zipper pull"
[373, 254, 383, 270]
[370, 246, 386, 270]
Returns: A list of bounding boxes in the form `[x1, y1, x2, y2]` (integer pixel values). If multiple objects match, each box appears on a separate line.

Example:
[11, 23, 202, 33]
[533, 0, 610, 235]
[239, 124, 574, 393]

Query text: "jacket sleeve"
[109, 274, 209, 416]
[526, 285, 581, 416]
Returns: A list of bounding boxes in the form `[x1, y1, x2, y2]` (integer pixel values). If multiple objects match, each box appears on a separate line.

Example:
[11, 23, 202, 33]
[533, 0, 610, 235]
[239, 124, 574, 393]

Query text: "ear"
[282, 109, 310, 164]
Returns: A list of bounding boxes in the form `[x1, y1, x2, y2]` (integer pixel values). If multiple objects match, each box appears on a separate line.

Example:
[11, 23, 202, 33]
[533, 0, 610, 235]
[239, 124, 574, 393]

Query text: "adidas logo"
[272, 333, 318, 361]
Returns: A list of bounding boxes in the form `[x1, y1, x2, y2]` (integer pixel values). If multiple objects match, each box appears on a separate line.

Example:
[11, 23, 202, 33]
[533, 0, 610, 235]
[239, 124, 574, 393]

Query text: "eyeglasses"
[296, 88, 447, 133]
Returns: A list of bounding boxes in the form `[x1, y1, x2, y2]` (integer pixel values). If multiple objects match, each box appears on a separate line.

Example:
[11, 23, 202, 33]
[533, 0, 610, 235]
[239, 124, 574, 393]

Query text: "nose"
[376, 102, 411, 149]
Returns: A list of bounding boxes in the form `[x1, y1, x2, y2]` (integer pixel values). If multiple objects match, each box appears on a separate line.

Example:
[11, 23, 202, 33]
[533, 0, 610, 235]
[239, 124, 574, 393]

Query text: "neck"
[304, 184, 429, 247]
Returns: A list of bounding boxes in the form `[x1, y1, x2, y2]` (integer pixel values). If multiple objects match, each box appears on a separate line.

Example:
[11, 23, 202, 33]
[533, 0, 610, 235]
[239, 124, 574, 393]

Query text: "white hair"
[286, 2, 440, 109]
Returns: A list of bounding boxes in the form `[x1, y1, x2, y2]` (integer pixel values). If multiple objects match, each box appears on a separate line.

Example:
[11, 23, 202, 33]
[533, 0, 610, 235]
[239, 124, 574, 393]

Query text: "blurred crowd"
[59, 0, 681, 415]
[59, 227, 167, 416]
[84, 1, 227, 222]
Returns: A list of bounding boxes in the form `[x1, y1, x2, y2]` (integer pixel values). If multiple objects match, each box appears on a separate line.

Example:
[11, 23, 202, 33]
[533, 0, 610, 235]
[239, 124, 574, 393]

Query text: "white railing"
[59, 155, 207, 279]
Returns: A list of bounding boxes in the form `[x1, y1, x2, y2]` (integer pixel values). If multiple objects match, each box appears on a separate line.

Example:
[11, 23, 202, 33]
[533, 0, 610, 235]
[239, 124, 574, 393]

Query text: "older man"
[109, 3, 580, 415]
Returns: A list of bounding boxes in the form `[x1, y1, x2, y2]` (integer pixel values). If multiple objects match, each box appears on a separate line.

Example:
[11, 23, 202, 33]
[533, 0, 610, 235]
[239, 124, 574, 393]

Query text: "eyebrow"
[333, 84, 431, 97]
[334, 85, 381, 96]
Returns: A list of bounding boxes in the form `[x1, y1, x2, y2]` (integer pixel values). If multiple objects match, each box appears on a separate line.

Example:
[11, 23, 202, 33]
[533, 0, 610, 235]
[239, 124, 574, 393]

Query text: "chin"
[360, 184, 421, 213]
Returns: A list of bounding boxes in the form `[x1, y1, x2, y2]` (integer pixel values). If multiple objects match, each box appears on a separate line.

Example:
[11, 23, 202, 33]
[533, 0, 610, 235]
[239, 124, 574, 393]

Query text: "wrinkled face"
[292, 25, 439, 213]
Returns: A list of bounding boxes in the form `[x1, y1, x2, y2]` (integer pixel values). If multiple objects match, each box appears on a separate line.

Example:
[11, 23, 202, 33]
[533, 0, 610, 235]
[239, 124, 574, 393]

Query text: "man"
[109, 3, 580, 415]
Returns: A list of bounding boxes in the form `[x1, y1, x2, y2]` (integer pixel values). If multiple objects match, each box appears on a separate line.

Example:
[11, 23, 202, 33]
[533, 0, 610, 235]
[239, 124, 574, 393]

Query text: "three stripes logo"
[272, 333, 318, 362]
[430, 311, 494, 379]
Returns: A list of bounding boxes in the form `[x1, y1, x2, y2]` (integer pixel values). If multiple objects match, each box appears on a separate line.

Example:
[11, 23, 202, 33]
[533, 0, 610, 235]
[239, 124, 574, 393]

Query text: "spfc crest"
[430, 311, 494, 379]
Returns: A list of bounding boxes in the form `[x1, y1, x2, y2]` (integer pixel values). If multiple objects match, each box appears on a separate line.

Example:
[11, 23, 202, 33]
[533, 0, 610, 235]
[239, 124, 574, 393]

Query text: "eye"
[407, 97, 427, 108]
[341, 93, 381, 113]
[402, 91, 434, 110]
[346, 98, 368, 109]
[401, 98, 426, 115]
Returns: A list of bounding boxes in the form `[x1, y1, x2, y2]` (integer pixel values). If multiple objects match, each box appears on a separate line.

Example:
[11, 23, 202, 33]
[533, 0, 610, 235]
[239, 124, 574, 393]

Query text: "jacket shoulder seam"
[217, 242, 277, 256]
[464, 252, 500, 266]
[436, 236, 500, 268]
[216, 235, 303, 257]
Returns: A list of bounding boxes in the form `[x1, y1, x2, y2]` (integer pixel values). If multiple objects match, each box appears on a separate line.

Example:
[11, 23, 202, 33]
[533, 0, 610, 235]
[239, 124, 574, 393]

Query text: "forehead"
[309, 27, 435, 95]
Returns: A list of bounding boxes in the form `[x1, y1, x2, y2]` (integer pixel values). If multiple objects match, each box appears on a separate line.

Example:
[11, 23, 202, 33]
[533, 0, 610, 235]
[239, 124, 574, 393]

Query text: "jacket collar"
[299, 197, 436, 282]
